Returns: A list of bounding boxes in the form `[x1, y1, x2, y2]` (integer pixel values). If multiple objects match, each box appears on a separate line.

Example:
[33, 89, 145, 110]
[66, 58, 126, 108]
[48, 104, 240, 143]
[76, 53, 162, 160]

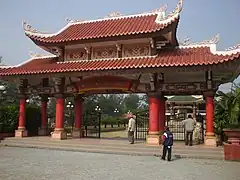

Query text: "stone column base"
[38, 127, 48, 136]
[146, 134, 161, 146]
[72, 129, 83, 138]
[204, 135, 216, 146]
[15, 129, 28, 137]
[51, 129, 67, 140]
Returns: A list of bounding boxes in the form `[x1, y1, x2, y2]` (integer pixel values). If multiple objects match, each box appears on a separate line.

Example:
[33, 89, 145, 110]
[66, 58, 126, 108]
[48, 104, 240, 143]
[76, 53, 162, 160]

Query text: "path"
[0, 147, 239, 180]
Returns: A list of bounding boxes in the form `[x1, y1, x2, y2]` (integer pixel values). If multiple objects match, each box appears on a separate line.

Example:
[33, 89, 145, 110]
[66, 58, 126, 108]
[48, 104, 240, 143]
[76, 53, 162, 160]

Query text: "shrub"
[0, 105, 18, 133]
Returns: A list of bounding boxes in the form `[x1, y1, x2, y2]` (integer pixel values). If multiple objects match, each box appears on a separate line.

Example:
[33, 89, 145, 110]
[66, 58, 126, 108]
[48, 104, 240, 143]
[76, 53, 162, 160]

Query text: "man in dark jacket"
[161, 126, 173, 161]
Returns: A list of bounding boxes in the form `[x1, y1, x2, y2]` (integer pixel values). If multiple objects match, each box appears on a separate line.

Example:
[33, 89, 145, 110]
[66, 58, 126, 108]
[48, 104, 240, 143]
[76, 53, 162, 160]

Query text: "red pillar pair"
[205, 92, 216, 146]
[147, 94, 166, 145]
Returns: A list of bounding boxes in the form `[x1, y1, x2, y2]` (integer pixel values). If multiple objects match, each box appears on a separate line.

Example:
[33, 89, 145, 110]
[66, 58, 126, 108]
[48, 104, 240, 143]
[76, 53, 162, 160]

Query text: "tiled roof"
[167, 95, 202, 102]
[24, 13, 179, 43]
[1, 46, 240, 76]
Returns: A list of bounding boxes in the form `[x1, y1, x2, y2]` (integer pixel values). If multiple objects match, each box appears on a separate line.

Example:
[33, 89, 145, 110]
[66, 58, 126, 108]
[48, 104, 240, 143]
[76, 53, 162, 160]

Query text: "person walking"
[182, 114, 196, 146]
[127, 113, 136, 144]
[161, 126, 173, 161]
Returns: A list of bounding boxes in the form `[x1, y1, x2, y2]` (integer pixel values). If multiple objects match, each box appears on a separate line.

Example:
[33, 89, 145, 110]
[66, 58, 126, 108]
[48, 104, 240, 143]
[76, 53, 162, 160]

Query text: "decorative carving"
[50, 47, 63, 56]
[179, 36, 191, 46]
[160, 82, 206, 92]
[179, 34, 220, 46]
[52, 77, 64, 93]
[27, 86, 54, 95]
[84, 45, 91, 54]
[92, 47, 117, 59]
[29, 51, 45, 58]
[65, 17, 84, 23]
[225, 43, 240, 51]
[116, 43, 121, 51]
[23, 21, 40, 33]
[155, 0, 183, 23]
[123, 44, 150, 57]
[150, 39, 155, 48]
[152, 4, 168, 13]
[106, 12, 122, 18]
[65, 49, 87, 61]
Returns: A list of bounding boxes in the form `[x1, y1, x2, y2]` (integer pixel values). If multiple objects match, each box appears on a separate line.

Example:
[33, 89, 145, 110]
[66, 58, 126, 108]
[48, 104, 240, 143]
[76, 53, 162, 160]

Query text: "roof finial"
[198, 33, 220, 45]
[65, 17, 84, 24]
[29, 51, 44, 58]
[22, 20, 39, 33]
[179, 36, 191, 46]
[155, 0, 183, 24]
[225, 43, 240, 51]
[179, 34, 220, 46]
[152, 4, 168, 13]
[105, 12, 122, 18]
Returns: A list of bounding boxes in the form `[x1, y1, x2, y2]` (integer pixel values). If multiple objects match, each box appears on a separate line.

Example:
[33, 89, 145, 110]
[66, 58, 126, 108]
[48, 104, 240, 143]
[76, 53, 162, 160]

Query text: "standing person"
[127, 113, 136, 144]
[182, 114, 196, 146]
[161, 126, 173, 161]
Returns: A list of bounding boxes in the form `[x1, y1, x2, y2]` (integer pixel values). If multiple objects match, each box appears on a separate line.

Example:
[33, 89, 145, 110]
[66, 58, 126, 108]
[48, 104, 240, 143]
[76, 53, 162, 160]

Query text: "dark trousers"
[128, 131, 134, 143]
[185, 131, 193, 146]
[162, 146, 172, 161]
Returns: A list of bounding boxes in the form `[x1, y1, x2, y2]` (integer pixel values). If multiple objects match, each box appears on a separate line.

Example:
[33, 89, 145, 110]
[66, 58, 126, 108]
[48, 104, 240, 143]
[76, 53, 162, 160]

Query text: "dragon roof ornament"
[225, 43, 240, 51]
[105, 12, 122, 18]
[179, 34, 220, 46]
[65, 17, 84, 24]
[29, 51, 47, 58]
[22, 20, 50, 35]
[155, 0, 183, 23]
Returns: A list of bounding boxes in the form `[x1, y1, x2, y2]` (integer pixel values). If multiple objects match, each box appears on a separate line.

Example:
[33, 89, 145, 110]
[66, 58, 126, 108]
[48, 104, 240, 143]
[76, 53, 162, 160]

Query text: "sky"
[0, 0, 239, 92]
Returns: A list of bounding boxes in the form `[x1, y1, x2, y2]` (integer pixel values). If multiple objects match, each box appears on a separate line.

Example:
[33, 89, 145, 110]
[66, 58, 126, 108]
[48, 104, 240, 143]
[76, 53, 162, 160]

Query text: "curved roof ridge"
[23, 0, 183, 38]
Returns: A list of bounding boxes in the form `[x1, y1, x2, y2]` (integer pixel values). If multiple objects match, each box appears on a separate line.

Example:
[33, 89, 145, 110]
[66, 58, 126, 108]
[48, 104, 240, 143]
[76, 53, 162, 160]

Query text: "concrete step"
[1, 137, 224, 160]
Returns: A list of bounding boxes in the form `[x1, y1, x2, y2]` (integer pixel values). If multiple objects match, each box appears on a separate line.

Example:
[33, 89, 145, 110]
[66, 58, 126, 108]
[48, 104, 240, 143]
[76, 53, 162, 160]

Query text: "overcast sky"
[0, 0, 239, 92]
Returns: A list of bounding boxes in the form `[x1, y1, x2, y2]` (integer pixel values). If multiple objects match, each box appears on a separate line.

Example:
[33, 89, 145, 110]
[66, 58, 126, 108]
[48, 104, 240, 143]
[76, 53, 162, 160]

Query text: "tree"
[0, 56, 19, 106]
[216, 82, 240, 128]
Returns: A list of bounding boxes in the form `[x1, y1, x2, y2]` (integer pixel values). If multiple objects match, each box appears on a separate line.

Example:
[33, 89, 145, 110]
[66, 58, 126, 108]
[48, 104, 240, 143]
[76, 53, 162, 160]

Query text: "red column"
[41, 98, 48, 128]
[74, 96, 83, 129]
[18, 97, 26, 129]
[159, 97, 166, 132]
[55, 96, 65, 130]
[206, 95, 214, 136]
[148, 96, 160, 134]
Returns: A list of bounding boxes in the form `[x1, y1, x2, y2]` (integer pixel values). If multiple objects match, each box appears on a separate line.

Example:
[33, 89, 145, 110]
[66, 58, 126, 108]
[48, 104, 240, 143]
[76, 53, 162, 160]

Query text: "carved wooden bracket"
[116, 43, 121, 51]
[84, 45, 91, 54]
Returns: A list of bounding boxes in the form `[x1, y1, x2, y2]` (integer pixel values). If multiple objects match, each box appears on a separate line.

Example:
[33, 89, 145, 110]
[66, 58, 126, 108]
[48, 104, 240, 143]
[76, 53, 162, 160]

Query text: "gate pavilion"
[0, 0, 240, 146]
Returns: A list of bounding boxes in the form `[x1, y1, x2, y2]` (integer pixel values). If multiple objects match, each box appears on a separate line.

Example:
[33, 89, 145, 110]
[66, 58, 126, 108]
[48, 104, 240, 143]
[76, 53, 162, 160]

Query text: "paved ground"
[0, 147, 239, 180]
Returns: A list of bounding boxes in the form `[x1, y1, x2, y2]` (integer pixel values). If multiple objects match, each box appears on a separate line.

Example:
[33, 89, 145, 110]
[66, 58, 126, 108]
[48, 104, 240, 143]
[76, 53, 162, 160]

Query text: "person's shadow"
[154, 154, 182, 161]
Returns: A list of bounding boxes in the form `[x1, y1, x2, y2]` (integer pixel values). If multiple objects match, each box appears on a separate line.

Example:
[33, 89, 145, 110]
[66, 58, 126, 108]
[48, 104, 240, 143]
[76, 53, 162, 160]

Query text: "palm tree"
[217, 82, 240, 128]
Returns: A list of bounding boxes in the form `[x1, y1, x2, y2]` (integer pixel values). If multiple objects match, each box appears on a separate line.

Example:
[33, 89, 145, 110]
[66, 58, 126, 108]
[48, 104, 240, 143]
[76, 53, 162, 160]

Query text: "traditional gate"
[135, 110, 149, 140]
[82, 111, 101, 138]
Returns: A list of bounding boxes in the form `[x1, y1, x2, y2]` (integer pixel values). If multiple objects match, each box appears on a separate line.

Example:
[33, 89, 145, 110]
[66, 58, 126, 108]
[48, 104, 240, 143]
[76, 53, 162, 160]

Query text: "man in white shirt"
[127, 114, 136, 144]
[182, 114, 196, 146]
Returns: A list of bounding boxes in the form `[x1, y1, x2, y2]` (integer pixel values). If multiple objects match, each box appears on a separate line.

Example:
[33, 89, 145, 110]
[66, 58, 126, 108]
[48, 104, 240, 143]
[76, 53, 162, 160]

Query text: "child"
[161, 126, 173, 161]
